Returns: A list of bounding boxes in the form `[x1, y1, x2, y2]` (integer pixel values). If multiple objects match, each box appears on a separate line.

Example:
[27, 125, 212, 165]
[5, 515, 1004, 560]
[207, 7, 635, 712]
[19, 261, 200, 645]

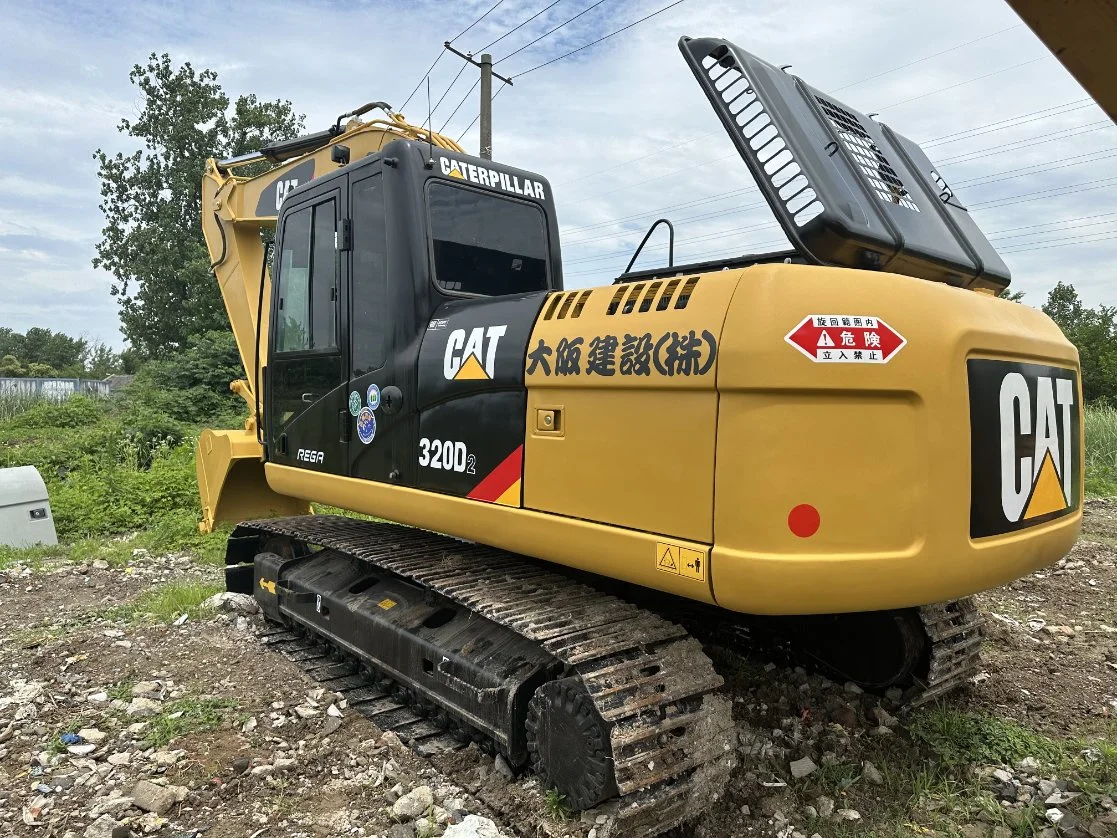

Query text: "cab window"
[429, 182, 548, 296]
[276, 200, 338, 352]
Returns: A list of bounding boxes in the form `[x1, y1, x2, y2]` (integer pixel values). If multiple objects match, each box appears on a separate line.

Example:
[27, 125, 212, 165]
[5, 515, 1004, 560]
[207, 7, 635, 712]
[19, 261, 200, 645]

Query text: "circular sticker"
[348, 391, 362, 417]
[366, 383, 381, 411]
[356, 407, 377, 444]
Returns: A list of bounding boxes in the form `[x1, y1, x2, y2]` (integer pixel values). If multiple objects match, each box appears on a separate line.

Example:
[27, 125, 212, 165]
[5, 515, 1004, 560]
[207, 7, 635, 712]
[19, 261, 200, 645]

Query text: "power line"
[400, 0, 508, 114]
[970, 175, 1117, 209]
[456, 83, 509, 141]
[496, 0, 612, 64]
[986, 211, 1117, 238]
[935, 121, 1114, 166]
[832, 24, 1024, 93]
[440, 79, 481, 133]
[952, 148, 1117, 188]
[425, 60, 471, 127]
[1000, 229, 1117, 254]
[400, 51, 445, 113]
[922, 99, 1094, 147]
[450, 0, 508, 43]
[512, 0, 688, 77]
[992, 216, 1117, 242]
[876, 56, 1046, 111]
[478, 0, 565, 52]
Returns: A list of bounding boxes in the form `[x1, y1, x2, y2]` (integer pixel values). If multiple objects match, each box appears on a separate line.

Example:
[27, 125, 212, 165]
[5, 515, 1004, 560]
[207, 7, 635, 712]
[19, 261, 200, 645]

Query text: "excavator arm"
[196, 107, 463, 532]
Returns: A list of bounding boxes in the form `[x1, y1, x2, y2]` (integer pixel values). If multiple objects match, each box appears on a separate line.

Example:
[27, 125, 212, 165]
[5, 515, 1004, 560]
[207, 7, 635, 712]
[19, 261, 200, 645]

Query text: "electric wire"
[450, 0, 508, 43]
[425, 61, 470, 127]
[831, 24, 1024, 92]
[478, 0, 565, 52]
[496, 0, 612, 65]
[456, 83, 509, 141]
[440, 79, 481, 133]
[876, 56, 1046, 111]
[511, 0, 688, 77]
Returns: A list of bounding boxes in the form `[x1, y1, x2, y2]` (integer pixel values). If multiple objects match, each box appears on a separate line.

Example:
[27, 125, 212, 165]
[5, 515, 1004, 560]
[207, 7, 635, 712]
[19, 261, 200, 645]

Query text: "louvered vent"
[700, 50, 824, 227]
[543, 290, 592, 320]
[815, 96, 919, 213]
[608, 277, 699, 314]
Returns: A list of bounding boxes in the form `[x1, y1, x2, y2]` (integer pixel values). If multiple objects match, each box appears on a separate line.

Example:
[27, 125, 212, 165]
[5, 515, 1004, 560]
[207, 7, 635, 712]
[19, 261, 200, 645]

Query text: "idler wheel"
[525, 677, 618, 811]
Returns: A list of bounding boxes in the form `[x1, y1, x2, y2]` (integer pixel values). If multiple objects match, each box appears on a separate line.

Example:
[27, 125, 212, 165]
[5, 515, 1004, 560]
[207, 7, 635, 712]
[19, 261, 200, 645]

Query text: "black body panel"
[416, 294, 547, 498]
[679, 36, 1011, 291]
[969, 359, 1080, 538]
[254, 548, 557, 765]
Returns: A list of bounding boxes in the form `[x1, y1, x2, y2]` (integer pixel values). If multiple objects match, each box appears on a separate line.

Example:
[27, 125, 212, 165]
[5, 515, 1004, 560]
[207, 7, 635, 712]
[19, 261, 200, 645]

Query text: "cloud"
[0, 0, 1114, 354]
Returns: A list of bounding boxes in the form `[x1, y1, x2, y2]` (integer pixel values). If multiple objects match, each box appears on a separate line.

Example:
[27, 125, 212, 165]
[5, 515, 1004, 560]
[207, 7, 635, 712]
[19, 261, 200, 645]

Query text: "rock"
[90, 796, 135, 817]
[250, 764, 274, 777]
[1038, 779, 1058, 798]
[107, 752, 131, 766]
[443, 815, 508, 838]
[960, 826, 989, 838]
[802, 805, 818, 819]
[871, 705, 899, 728]
[992, 827, 1012, 838]
[387, 825, 414, 838]
[831, 704, 858, 729]
[1046, 791, 1081, 806]
[494, 754, 515, 780]
[273, 757, 297, 772]
[790, 756, 818, 778]
[835, 809, 861, 821]
[202, 591, 260, 615]
[862, 761, 883, 785]
[78, 728, 107, 744]
[67, 743, 98, 756]
[870, 725, 894, 737]
[995, 781, 1016, 801]
[84, 815, 130, 838]
[392, 785, 435, 820]
[1016, 757, 1041, 772]
[131, 682, 161, 698]
[843, 681, 863, 694]
[992, 768, 1014, 784]
[231, 756, 250, 774]
[1046, 808, 1064, 824]
[152, 749, 183, 767]
[131, 779, 177, 815]
[816, 796, 835, 817]
[126, 697, 161, 717]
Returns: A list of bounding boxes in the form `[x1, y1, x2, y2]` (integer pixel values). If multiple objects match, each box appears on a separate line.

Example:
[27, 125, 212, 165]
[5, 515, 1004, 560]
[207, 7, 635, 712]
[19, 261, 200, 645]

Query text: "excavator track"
[227, 515, 737, 837]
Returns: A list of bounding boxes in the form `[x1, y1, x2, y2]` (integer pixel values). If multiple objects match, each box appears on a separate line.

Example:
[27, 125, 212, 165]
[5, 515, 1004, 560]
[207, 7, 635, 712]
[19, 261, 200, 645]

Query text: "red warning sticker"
[785, 314, 906, 364]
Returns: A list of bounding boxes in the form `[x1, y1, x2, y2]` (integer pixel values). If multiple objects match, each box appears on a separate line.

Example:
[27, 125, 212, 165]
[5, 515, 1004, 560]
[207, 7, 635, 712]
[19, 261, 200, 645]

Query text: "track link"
[233, 516, 737, 837]
[909, 597, 985, 706]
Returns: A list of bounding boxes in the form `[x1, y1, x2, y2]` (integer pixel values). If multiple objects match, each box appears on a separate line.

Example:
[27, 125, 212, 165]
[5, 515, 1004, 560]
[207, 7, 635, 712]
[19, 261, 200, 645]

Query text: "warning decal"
[655, 542, 707, 582]
[785, 315, 906, 364]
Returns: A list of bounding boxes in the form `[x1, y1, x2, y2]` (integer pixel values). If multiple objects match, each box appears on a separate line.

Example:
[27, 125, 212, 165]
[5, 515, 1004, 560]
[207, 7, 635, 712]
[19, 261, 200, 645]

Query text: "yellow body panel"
[524, 278, 737, 543]
[258, 264, 1081, 615]
[709, 264, 1081, 613]
[264, 463, 716, 604]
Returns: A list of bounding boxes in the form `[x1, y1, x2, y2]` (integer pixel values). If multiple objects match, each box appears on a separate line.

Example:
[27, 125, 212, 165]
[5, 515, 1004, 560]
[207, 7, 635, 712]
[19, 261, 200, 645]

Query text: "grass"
[143, 695, 239, 748]
[909, 707, 1064, 768]
[543, 788, 572, 821]
[109, 580, 224, 624]
[1085, 403, 1117, 497]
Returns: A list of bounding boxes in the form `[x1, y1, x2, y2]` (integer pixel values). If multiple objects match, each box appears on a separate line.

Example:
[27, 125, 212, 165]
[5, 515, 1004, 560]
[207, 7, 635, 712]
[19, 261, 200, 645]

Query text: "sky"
[0, 0, 1114, 351]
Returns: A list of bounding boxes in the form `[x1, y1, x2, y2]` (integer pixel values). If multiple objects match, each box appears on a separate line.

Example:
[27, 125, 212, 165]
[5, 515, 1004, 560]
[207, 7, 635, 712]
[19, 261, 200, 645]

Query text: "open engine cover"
[679, 36, 1011, 291]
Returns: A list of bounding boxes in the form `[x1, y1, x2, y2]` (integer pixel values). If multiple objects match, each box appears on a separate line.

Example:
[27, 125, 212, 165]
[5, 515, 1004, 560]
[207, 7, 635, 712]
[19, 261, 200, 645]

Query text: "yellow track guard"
[195, 427, 309, 534]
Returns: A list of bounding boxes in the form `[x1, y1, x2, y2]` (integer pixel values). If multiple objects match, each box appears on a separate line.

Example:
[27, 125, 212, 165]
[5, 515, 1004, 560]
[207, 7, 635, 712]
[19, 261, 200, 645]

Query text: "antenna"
[425, 77, 435, 168]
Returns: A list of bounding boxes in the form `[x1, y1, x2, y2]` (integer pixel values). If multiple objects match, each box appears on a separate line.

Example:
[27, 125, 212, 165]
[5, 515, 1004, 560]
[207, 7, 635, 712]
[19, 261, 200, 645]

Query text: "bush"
[1085, 403, 1117, 497]
[129, 330, 246, 424]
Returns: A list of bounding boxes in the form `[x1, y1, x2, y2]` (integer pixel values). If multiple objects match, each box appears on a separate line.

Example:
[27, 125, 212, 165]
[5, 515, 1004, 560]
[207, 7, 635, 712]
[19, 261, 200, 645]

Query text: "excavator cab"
[262, 140, 561, 494]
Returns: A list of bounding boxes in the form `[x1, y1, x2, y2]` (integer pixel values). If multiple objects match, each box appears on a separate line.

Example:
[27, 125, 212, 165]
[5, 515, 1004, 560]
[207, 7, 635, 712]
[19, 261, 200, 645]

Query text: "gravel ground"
[0, 504, 1114, 838]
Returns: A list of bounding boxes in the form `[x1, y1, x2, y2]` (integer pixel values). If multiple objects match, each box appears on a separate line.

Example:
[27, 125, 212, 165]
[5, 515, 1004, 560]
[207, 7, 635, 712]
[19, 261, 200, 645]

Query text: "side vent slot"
[699, 46, 824, 227]
[572, 289, 592, 318]
[556, 292, 576, 320]
[607, 286, 627, 316]
[673, 277, 699, 309]
[542, 294, 563, 320]
[621, 284, 645, 314]
[639, 282, 662, 313]
[657, 278, 682, 311]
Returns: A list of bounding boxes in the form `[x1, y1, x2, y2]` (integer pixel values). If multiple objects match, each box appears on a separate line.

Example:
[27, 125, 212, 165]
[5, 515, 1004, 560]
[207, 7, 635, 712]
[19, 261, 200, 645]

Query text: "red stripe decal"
[467, 445, 524, 503]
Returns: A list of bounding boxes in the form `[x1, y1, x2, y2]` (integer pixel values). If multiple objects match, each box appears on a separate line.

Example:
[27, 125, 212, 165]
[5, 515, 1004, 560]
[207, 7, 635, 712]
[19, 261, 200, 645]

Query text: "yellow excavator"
[193, 29, 1101, 835]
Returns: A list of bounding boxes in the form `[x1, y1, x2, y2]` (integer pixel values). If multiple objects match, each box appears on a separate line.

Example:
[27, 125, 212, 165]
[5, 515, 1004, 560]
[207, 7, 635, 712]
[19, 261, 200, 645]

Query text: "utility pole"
[443, 42, 513, 160]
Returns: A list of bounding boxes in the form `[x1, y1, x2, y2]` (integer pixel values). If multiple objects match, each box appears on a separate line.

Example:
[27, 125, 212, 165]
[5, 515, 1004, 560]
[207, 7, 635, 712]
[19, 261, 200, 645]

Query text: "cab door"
[267, 188, 349, 473]
[346, 168, 415, 484]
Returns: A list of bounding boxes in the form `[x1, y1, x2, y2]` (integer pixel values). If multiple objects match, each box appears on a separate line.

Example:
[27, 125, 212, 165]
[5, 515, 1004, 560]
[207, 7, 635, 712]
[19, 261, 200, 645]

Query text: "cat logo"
[969, 360, 1081, 538]
[444, 325, 507, 380]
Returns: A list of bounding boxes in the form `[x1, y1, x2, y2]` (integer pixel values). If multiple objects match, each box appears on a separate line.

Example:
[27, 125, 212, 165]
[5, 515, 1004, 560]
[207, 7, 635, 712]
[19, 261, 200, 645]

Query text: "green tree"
[1042, 282, 1117, 403]
[0, 354, 24, 377]
[94, 54, 304, 357]
[84, 342, 121, 378]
